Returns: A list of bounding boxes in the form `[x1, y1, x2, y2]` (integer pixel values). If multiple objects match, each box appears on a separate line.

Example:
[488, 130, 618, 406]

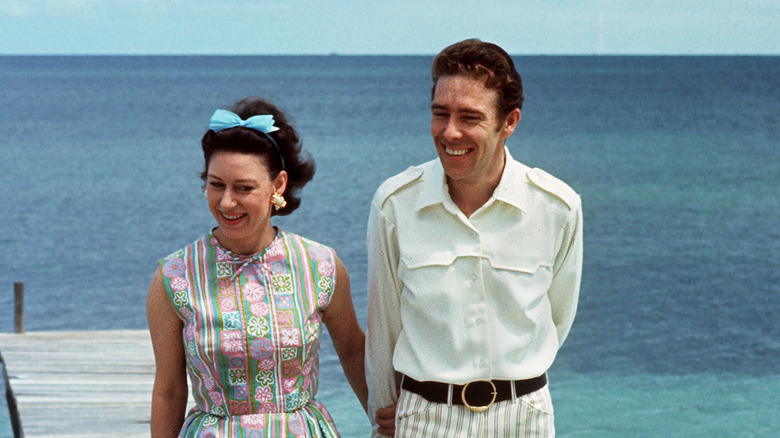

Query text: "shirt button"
[470, 231, 477, 238]
[476, 318, 483, 325]
[471, 274, 478, 281]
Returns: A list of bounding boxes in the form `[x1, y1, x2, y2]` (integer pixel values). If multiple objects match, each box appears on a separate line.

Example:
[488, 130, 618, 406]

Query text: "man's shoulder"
[372, 159, 437, 206]
[525, 167, 580, 210]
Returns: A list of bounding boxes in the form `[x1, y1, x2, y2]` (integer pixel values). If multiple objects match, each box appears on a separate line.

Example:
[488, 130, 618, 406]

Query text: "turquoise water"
[551, 371, 780, 437]
[0, 55, 778, 436]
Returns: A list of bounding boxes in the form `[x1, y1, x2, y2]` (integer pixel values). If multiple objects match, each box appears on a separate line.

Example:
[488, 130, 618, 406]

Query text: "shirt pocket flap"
[402, 250, 552, 275]
[400, 250, 457, 269]
[488, 257, 552, 274]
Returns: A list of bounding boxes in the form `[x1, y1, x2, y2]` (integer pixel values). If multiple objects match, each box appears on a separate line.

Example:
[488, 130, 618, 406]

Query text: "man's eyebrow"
[431, 103, 482, 114]
[460, 108, 485, 116]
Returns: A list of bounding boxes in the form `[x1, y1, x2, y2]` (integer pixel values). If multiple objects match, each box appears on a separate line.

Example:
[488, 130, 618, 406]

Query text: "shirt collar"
[492, 148, 529, 213]
[415, 158, 449, 212]
[415, 147, 530, 213]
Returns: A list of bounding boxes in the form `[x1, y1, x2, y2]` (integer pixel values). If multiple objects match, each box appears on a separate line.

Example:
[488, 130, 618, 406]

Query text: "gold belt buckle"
[461, 380, 497, 412]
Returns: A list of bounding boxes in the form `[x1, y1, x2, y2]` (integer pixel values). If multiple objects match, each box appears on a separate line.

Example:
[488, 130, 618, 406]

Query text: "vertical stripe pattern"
[395, 386, 554, 438]
[160, 230, 340, 437]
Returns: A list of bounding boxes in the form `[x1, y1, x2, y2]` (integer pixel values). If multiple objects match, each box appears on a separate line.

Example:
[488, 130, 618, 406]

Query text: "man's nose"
[443, 119, 462, 140]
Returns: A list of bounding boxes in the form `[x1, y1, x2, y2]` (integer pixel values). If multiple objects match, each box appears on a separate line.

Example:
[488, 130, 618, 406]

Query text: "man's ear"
[501, 108, 521, 139]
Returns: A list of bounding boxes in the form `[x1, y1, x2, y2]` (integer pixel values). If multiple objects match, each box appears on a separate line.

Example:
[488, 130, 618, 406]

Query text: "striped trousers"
[395, 385, 555, 438]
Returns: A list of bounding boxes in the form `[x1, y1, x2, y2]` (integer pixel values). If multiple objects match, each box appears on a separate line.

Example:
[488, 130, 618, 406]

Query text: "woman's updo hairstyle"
[200, 97, 315, 216]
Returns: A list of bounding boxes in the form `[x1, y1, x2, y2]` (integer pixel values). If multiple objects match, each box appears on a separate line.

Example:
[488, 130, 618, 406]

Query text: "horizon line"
[1, 52, 778, 57]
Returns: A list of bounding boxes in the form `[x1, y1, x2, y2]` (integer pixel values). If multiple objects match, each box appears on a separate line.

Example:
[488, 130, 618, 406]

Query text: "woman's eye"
[209, 182, 224, 189]
[238, 186, 254, 192]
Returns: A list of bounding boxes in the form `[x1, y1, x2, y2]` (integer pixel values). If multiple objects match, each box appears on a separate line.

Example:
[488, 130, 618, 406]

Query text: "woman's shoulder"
[280, 230, 330, 249]
[279, 230, 337, 264]
[160, 232, 212, 264]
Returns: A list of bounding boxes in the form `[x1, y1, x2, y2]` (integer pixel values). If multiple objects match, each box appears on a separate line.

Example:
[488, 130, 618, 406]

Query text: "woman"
[147, 97, 367, 437]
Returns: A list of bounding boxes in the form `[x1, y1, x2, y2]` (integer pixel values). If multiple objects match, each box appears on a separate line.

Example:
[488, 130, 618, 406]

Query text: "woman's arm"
[321, 256, 369, 412]
[146, 267, 189, 438]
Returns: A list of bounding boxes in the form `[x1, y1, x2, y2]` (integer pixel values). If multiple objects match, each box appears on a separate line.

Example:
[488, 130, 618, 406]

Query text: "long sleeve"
[365, 198, 403, 437]
[548, 195, 583, 347]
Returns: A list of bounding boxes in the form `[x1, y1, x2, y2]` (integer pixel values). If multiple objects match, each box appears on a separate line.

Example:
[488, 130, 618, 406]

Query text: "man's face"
[430, 75, 519, 189]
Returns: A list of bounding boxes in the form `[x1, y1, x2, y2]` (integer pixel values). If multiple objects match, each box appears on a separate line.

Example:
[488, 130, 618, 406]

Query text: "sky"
[0, 0, 778, 55]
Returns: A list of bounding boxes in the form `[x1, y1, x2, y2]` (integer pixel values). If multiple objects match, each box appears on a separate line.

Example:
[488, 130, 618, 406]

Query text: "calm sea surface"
[0, 55, 778, 437]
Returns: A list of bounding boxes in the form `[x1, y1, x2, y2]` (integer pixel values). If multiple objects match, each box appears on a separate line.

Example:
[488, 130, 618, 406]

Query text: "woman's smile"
[220, 212, 246, 224]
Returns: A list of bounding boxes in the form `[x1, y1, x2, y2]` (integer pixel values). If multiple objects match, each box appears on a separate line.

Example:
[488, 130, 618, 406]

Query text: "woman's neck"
[213, 225, 278, 255]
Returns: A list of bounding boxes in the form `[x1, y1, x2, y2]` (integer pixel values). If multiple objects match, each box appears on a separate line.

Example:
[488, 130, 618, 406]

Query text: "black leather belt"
[401, 374, 547, 412]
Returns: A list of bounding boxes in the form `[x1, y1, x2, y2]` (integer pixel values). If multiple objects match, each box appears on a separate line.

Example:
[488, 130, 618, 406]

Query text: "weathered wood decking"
[0, 330, 170, 438]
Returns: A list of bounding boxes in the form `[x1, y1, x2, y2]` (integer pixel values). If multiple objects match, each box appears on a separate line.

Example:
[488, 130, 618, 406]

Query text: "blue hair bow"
[209, 109, 280, 134]
[208, 109, 286, 170]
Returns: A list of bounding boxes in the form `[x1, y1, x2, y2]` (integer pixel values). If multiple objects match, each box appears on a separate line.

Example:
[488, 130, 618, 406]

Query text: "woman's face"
[205, 151, 287, 254]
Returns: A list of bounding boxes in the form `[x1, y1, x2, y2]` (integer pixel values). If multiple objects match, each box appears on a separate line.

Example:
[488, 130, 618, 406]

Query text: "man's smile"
[445, 147, 469, 156]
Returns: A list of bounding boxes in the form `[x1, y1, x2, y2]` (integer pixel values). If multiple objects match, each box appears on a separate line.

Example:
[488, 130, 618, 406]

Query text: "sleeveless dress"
[160, 229, 341, 437]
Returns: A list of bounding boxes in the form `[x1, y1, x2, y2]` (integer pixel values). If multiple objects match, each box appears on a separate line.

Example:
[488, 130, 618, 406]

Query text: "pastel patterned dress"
[160, 230, 341, 437]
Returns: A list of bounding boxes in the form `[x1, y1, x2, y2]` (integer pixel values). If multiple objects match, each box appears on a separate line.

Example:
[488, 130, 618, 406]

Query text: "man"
[366, 39, 583, 437]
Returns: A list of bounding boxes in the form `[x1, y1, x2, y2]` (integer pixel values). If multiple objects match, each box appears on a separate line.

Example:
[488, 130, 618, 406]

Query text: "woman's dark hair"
[200, 97, 315, 216]
[431, 38, 524, 118]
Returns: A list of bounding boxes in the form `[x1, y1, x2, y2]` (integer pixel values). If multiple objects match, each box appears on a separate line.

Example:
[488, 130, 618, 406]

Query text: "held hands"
[375, 403, 397, 437]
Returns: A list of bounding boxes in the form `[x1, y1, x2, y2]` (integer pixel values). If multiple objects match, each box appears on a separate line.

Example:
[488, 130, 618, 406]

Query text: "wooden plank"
[0, 330, 191, 438]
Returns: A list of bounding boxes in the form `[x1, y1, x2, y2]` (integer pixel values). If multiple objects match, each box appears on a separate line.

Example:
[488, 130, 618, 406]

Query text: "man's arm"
[548, 196, 583, 347]
[365, 199, 403, 437]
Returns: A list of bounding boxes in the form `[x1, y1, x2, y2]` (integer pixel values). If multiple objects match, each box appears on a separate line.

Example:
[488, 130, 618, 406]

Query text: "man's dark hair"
[431, 38, 524, 117]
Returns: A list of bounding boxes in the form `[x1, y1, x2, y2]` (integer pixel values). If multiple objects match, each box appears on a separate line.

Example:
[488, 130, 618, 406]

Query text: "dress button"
[470, 231, 477, 238]
[476, 318, 483, 325]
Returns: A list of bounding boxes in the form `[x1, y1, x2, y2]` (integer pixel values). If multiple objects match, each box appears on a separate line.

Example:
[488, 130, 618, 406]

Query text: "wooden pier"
[0, 330, 174, 438]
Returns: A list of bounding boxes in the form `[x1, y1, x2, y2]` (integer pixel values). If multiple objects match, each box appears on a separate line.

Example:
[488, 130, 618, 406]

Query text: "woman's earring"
[203, 188, 208, 199]
[271, 192, 287, 211]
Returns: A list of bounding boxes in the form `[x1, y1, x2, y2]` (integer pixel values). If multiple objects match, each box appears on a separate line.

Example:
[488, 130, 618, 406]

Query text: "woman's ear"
[274, 170, 288, 194]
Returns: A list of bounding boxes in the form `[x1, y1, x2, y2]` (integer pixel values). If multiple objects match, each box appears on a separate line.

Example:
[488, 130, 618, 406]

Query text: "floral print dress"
[160, 230, 341, 437]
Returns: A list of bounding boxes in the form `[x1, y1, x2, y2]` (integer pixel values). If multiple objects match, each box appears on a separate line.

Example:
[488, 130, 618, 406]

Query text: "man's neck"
[448, 185, 490, 218]
[447, 170, 503, 218]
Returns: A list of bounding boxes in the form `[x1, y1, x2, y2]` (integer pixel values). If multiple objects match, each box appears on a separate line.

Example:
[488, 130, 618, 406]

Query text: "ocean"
[0, 55, 778, 437]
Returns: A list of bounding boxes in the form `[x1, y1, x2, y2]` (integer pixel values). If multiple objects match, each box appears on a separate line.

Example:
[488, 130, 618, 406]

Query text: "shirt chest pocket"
[398, 248, 455, 292]
[397, 250, 469, 313]
[481, 225, 557, 274]
[398, 242, 552, 282]
[398, 244, 554, 322]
